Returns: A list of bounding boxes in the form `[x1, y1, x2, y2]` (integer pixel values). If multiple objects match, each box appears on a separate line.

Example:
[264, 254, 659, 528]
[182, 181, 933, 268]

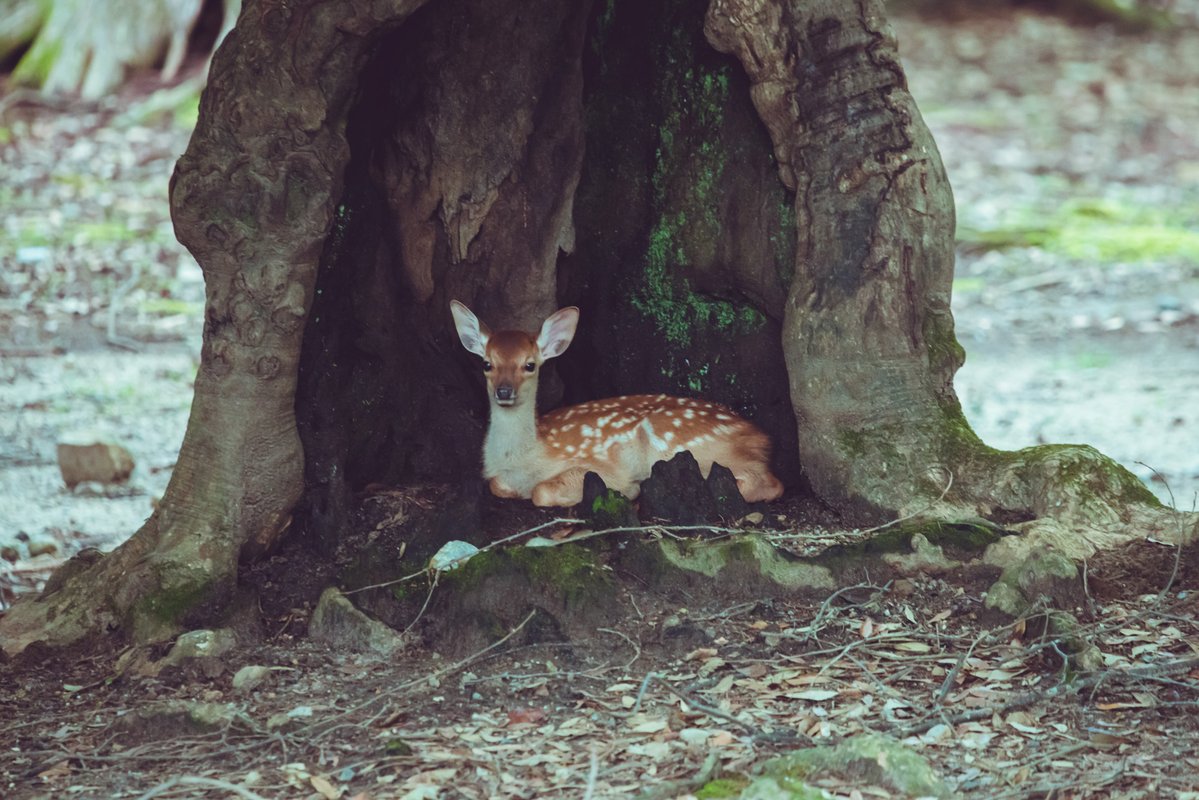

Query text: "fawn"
[450, 300, 784, 507]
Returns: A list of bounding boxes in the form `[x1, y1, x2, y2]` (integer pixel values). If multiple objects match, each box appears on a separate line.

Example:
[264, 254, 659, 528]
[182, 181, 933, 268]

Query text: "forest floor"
[2, 6, 1199, 800]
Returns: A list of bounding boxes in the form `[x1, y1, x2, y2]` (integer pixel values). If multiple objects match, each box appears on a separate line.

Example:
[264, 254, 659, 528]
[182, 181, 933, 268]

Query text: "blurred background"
[2, 0, 1197, 599]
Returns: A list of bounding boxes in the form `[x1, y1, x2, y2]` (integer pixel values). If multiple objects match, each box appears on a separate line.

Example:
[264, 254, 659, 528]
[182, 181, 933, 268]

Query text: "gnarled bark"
[703, 0, 1194, 555]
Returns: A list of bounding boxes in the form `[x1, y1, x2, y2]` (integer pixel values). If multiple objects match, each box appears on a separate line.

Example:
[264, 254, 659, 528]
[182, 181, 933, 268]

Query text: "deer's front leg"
[488, 477, 524, 499]
[531, 467, 594, 507]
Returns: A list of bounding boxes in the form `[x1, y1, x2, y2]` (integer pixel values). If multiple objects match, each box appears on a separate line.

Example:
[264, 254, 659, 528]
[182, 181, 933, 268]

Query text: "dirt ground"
[2, 6, 1199, 800]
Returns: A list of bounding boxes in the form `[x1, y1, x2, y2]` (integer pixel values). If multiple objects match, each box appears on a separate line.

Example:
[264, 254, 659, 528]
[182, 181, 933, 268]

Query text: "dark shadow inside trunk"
[295, 0, 806, 550]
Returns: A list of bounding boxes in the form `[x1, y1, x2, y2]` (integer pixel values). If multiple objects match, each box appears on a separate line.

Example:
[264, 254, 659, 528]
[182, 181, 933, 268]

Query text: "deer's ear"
[537, 307, 579, 361]
[450, 300, 490, 358]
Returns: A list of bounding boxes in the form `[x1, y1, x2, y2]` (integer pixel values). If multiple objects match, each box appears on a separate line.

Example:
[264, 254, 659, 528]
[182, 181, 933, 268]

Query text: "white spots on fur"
[683, 408, 695, 420]
[672, 418, 682, 428]
[716, 413, 731, 421]
[581, 425, 596, 438]
[565, 444, 577, 454]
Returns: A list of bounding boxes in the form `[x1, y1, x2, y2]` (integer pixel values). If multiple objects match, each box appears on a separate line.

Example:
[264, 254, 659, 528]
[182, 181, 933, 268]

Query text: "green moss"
[384, 738, 414, 756]
[130, 573, 217, 642]
[588, 488, 636, 529]
[762, 735, 951, 798]
[445, 545, 612, 611]
[590, 0, 617, 57]
[952, 276, 983, 294]
[957, 196, 1199, 263]
[1023, 443, 1161, 508]
[837, 429, 868, 460]
[629, 14, 762, 347]
[695, 777, 749, 799]
[816, 520, 1003, 575]
[773, 196, 797, 285]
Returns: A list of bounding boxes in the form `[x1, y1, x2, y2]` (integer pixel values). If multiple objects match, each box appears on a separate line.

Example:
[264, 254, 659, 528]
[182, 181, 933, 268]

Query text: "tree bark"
[1, 0, 1191, 657]
[704, 0, 1191, 550]
[0, 0, 433, 654]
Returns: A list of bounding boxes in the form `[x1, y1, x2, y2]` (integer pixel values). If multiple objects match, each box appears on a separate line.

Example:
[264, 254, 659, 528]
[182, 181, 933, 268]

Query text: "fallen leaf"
[627, 715, 669, 734]
[37, 762, 72, 783]
[311, 775, 341, 800]
[785, 689, 839, 702]
[711, 674, 735, 694]
[740, 662, 768, 678]
[627, 741, 672, 758]
[507, 708, 546, 725]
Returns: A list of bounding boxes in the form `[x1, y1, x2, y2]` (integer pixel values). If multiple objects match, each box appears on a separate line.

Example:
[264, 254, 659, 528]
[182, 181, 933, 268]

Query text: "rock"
[579, 471, 637, 529]
[232, 665, 273, 693]
[114, 700, 256, 744]
[882, 533, 958, 575]
[985, 550, 1080, 617]
[309, 586, 406, 657]
[26, 540, 58, 558]
[139, 628, 239, 678]
[638, 451, 716, 525]
[267, 705, 315, 731]
[56, 435, 135, 489]
[755, 734, 952, 799]
[164, 628, 238, 664]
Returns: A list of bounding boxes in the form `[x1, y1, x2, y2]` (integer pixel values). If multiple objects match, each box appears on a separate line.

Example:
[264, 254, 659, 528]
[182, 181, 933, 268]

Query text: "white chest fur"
[482, 404, 553, 496]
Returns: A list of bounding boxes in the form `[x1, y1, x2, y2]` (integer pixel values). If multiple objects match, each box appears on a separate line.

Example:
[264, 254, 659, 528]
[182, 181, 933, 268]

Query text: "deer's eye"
[524, 362, 536, 373]
[483, 361, 493, 372]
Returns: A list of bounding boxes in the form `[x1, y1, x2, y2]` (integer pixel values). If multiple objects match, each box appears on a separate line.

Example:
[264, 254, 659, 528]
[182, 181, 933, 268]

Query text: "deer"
[450, 300, 784, 508]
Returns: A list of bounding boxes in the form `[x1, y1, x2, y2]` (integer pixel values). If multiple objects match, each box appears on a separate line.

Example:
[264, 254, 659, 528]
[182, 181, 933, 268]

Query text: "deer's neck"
[482, 398, 550, 494]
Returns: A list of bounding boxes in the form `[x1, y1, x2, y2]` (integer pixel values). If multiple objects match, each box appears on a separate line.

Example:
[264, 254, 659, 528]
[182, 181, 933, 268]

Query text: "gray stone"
[56, 435, 135, 489]
[985, 550, 1080, 616]
[114, 701, 255, 743]
[756, 734, 952, 799]
[232, 665, 273, 693]
[309, 586, 406, 657]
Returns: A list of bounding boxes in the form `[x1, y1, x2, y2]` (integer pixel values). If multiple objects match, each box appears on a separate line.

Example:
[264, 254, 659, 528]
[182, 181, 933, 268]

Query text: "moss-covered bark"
[0, 0, 434, 655]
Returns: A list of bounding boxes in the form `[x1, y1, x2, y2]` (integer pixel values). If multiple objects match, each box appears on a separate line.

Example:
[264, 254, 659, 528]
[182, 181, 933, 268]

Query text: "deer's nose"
[495, 385, 515, 403]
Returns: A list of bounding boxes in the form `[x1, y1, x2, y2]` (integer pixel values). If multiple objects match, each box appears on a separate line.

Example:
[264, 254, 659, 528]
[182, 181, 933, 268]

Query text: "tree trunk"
[1, 0, 1190, 656]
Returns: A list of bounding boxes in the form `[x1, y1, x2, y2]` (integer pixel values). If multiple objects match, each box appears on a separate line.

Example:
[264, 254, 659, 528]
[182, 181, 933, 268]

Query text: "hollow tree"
[1, 0, 1190, 656]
